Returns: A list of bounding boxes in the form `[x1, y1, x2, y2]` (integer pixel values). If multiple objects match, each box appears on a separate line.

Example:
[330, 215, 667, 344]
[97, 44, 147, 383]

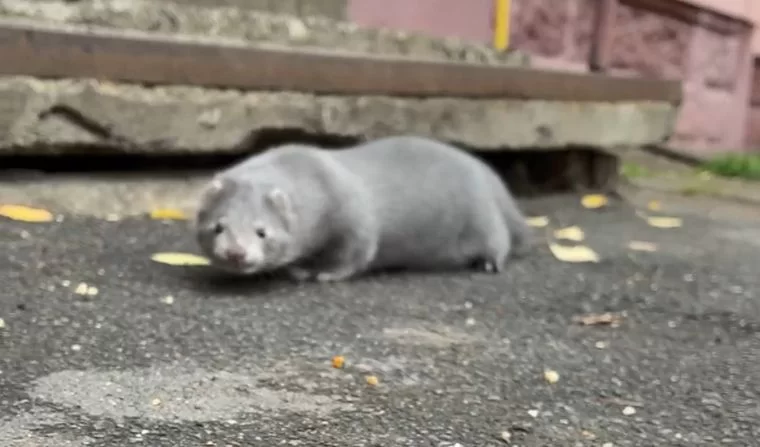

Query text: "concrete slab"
[0, 77, 677, 155]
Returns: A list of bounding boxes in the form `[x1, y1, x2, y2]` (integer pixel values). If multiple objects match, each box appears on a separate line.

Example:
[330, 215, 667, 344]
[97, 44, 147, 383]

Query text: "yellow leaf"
[646, 216, 682, 229]
[151, 252, 210, 266]
[149, 208, 188, 220]
[331, 355, 345, 369]
[553, 226, 585, 242]
[628, 241, 658, 252]
[0, 204, 54, 223]
[549, 243, 600, 263]
[581, 194, 608, 209]
[647, 200, 662, 211]
[526, 216, 549, 228]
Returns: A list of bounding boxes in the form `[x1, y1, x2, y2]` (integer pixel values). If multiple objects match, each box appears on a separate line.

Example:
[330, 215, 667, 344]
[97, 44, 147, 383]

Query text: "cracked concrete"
[0, 76, 677, 156]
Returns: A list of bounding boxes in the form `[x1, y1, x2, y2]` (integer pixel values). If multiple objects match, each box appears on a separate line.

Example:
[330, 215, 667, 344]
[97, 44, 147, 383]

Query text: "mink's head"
[194, 176, 296, 275]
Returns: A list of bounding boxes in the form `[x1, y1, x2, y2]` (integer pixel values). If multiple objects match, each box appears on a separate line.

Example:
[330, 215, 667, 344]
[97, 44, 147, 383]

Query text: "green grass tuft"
[702, 153, 760, 181]
[620, 162, 651, 179]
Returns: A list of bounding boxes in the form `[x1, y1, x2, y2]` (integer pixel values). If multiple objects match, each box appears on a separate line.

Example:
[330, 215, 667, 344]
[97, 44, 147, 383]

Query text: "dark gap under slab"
[0, 128, 620, 197]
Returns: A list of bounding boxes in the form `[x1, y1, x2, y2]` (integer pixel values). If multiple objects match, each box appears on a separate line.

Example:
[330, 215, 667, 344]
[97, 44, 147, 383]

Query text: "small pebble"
[622, 406, 636, 416]
[0, 318, 5, 329]
[151, 398, 162, 406]
[465, 317, 476, 326]
[162, 295, 175, 305]
[74, 282, 88, 295]
[595, 340, 609, 349]
[71, 344, 82, 352]
[499, 430, 511, 443]
[61, 280, 71, 287]
[86, 286, 99, 297]
[366, 375, 379, 386]
[527, 409, 539, 418]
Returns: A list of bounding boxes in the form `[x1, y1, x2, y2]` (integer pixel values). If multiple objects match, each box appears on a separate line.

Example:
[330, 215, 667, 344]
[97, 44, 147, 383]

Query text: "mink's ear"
[266, 187, 295, 231]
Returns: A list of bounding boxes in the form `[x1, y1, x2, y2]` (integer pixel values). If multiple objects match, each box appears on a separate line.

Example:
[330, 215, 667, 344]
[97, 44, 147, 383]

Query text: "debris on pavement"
[572, 312, 624, 327]
[149, 208, 189, 221]
[331, 355, 345, 369]
[553, 225, 585, 242]
[627, 241, 658, 252]
[0, 204, 54, 223]
[581, 194, 609, 209]
[548, 243, 600, 263]
[73, 282, 99, 297]
[622, 405, 637, 416]
[526, 216, 549, 228]
[365, 375, 379, 386]
[543, 369, 560, 384]
[151, 252, 211, 266]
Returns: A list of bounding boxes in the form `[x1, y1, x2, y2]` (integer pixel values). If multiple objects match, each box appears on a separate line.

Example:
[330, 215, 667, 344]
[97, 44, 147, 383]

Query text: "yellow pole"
[493, 0, 510, 51]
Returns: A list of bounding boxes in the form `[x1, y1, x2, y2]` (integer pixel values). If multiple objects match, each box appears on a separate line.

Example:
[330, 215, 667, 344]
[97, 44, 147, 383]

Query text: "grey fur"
[194, 135, 532, 282]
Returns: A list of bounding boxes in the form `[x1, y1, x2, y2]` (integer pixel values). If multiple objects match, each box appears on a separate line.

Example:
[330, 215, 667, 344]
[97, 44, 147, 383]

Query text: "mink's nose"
[224, 247, 247, 264]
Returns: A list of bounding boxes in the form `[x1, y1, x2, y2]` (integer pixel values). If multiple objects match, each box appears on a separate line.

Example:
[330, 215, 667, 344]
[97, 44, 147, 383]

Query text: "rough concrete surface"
[1, 193, 760, 446]
[0, 76, 676, 155]
[0, 0, 528, 66]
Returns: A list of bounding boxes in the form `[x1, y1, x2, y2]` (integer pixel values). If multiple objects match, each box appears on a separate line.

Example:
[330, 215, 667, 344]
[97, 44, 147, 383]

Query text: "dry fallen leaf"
[646, 216, 683, 229]
[151, 252, 210, 266]
[365, 375, 379, 386]
[526, 216, 549, 228]
[331, 355, 345, 369]
[572, 312, 623, 327]
[544, 369, 560, 384]
[548, 243, 599, 263]
[581, 194, 608, 209]
[149, 208, 188, 220]
[0, 204, 54, 223]
[553, 226, 585, 242]
[628, 241, 658, 252]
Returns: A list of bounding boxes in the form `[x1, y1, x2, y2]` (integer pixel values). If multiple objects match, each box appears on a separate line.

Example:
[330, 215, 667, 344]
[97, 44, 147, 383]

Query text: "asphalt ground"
[1, 193, 759, 447]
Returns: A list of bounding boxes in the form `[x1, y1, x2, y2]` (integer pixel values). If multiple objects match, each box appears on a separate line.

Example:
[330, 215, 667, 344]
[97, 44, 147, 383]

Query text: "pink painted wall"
[688, 0, 760, 54]
[346, 0, 758, 152]
[348, 0, 493, 44]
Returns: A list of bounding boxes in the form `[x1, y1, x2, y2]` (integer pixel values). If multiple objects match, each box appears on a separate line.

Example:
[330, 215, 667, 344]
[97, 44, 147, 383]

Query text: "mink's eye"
[212, 222, 225, 235]
[255, 227, 267, 238]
